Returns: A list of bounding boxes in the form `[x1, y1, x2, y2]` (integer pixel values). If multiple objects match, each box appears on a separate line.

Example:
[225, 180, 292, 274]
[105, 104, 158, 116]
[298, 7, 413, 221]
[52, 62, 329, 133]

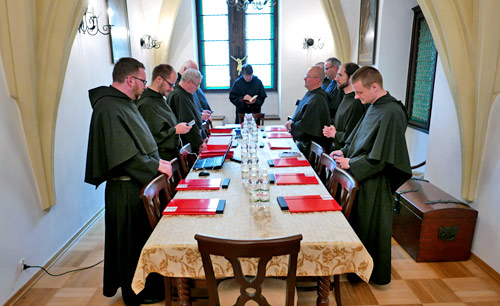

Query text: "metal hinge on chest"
[393, 188, 420, 215]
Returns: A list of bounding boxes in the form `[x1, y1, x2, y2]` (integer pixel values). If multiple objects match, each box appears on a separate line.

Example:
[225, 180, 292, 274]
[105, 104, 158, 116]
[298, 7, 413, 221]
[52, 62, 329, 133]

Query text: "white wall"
[472, 93, 500, 273]
[0, 21, 108, 306]
[425, 57, 463, 197]
[0, 56, 46, 304]
[340, 0, 360, 61]
[167, 0, 335, 124]
[0, 0, 158, 302]
[376, 0, 429, 166]
[2, 1, 500, 303]
[128, 0, 164, 77]
[278, 0, 335, 123]
[168, 0, 196, 72]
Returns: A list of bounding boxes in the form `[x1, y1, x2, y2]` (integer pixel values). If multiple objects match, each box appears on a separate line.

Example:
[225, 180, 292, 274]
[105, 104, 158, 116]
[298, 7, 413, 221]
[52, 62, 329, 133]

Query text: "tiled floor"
[13, 215, 500, 305]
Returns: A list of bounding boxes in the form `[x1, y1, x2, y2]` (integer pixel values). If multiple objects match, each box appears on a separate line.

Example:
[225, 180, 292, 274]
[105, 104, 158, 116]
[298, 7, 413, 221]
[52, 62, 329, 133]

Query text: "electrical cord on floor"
[23, 259, 104, 277]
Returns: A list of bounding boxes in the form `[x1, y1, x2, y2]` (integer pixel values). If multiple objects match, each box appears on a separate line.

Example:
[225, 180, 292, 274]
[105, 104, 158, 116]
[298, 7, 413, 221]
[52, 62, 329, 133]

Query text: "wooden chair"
[140, 174, 174, 306]
[140, 158, 206, 305]
[238, 112, 265, 126]
[319, 153, 359, 305]
[411, 160, 426, 179]
[202, 120, 212, 137]
[166, 158, 183, 199]
[297, 154, 359, 306]
[140, 174, 171, 230]
[307, 141, 323, 176]
[178, 143, 196, 178]
[195, 234, 302, 306]
[319, 153, 359, 221]
[411, 160, 426, 169]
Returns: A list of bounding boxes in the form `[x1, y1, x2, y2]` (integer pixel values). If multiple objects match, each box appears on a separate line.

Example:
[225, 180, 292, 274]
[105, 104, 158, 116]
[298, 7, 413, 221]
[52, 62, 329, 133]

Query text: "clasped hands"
[323, 125, 336, 138]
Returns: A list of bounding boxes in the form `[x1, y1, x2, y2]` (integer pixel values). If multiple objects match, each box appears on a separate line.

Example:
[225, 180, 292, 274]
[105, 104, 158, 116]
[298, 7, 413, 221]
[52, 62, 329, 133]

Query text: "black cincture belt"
[110, 176, 132, 181]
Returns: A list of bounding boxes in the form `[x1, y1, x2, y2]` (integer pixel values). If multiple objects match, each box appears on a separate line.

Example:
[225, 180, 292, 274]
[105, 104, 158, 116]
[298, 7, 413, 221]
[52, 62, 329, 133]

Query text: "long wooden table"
[132, 132, 373, 305]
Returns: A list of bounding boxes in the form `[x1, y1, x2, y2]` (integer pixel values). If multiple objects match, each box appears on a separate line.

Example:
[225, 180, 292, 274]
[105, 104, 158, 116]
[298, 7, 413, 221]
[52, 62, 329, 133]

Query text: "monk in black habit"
[285, 65, 331, 155]
[331, 66, 412, 285]
[323, 57, 344, 119]
[229, 64, 267, 123]
[323, 62, 366, 150]
[85, 58, 172, 305]
[175, 60, 213, 121]
[137, 64, 192, 161]
[167, 68, 208, 153]
[316, 61, 331, 89]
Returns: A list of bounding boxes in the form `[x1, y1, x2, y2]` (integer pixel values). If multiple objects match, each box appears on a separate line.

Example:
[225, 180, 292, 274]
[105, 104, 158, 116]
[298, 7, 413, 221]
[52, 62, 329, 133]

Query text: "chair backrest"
[202, 120, 212, 137]
[140, 174, 171, 230]
[411, 160, 426, 179]
[307, 141, 324, 175]
[411, 160, 426, 169]
[166, 157, 183, 197]
[319, 153, 359, 220]
[178, 143, 196, 177]
[195, 234, 302, 306]
[238, 113, 265, 126]
[318, 152, 336, 188]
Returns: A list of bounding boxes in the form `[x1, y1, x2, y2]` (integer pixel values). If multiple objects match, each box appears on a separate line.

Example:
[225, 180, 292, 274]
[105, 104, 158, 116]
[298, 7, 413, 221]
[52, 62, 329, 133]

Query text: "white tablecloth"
[132, 135, 373, 294]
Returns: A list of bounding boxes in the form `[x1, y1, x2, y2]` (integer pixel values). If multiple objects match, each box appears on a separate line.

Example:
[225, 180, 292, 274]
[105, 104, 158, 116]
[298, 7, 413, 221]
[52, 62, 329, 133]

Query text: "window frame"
[405, 5, 438, 133]
[195, 1, 278, 93]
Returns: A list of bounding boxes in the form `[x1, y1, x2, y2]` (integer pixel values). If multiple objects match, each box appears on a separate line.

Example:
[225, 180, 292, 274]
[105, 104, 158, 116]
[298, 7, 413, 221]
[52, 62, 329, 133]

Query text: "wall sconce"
[303, 37, 324, 49]
[78, 9, 112, 36]
[140, 35, 162, 49]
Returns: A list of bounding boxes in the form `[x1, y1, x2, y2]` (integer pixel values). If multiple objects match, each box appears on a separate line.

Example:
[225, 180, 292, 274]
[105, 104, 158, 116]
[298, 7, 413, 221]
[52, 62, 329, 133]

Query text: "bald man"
[285, 65, 331, 155]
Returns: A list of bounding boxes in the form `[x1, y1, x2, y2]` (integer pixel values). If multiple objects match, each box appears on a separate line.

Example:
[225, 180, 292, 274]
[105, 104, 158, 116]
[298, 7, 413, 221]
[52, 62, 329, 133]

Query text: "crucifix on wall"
[231, 55, 247, 75]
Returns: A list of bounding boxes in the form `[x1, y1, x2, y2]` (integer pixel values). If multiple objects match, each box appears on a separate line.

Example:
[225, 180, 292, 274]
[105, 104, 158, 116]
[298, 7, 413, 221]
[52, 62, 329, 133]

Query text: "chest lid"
[395, 179, 477, 219]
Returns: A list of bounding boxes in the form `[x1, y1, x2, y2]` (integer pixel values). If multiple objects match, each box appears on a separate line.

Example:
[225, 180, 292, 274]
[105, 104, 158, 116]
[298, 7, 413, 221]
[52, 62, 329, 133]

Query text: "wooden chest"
[393, 179, 478, 262]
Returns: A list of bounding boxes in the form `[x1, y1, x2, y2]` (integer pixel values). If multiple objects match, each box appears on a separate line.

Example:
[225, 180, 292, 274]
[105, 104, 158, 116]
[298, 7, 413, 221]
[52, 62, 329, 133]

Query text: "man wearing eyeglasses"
[323, 57, 344, 119]
[137, 64, 192, 161]
[167, 68, 208, 153]
[285, 65, 330, 155]
[176, 60, 213, 121]
[316, 61, 331, 88]
[85, 57, 172, 305]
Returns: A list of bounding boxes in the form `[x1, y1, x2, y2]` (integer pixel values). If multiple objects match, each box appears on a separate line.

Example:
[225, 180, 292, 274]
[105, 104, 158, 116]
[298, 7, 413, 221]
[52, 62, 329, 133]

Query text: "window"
[405, 6, 438, 132]
[196, 0, 278, 91]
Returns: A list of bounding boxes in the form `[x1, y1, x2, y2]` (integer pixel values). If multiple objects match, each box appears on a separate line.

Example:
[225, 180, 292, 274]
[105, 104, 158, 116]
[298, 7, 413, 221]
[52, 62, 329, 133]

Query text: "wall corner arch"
[0, 0, 87, 210]
[320, 0, 351, 63]
[418, 0, 500, 201]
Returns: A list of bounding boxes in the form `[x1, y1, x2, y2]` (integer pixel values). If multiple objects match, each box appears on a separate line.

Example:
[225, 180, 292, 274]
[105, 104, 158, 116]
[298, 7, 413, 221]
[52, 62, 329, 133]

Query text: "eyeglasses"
[192, 80, 201, 87]
[131, 75, 147, 86]
[160, 76, 174, 88]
